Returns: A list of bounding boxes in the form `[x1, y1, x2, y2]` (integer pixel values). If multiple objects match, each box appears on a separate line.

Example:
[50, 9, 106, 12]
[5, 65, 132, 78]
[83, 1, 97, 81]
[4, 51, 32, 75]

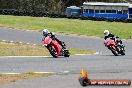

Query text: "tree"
[0, 0, 132, 15]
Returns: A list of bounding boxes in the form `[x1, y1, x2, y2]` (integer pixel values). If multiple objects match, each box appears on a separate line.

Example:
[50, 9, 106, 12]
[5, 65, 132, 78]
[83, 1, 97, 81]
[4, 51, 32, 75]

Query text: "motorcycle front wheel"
[64, 49, 70, 57]
[47, 46, 58, 58]
[110, 47, 118, 56]
[112, 50, 118, 56]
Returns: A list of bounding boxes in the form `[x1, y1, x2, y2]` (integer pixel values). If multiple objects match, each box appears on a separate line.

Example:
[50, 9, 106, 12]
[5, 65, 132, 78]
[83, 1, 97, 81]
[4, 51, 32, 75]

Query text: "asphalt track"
[0, 27, 132, 88]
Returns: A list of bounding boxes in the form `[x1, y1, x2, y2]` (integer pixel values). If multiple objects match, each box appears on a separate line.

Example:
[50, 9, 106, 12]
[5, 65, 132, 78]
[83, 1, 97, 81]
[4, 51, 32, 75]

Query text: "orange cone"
[81, 67, 88, 78]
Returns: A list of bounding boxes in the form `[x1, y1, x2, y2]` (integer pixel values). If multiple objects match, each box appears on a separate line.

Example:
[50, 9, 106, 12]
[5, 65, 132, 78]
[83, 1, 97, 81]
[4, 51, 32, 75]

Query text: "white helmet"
[104, 30, 109, 36]
[42, 29, 50, 36]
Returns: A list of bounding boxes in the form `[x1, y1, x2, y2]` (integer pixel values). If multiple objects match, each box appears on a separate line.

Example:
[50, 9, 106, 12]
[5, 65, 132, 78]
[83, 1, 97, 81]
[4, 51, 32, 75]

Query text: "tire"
[47, 46, 58, 58]
[64, 49, 70, 57]
[121, 50, 125, 55]
[111, 48, 118, 56]
[118, 45, 125, 55]
[112, 50, 118, 56]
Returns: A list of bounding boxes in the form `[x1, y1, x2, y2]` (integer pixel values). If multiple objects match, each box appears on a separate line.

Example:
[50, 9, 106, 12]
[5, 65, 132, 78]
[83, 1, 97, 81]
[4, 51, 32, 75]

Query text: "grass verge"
[69, 48, 95, 55]
[0, 41, 50, 56]
[0, 15, 132, 39]
[0, 41, 95, 56]
[0, 72, 53, 84]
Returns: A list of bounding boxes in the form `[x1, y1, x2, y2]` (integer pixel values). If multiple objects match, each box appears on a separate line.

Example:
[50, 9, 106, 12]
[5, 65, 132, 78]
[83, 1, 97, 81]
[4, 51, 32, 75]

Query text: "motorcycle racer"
[104, 30, 123, 46]
[42, 29, 66, 49]
[103, 30, 125, 56]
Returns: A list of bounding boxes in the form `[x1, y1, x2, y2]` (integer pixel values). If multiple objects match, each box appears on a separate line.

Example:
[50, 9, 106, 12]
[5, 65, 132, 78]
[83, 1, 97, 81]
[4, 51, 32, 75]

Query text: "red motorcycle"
[104, 38, 125, 56]
[43, 36, 70, 58]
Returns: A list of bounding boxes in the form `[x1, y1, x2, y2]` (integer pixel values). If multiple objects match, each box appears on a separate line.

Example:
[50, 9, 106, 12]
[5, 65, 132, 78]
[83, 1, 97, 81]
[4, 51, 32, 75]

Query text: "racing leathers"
[104, 33, 123, 45]
[42, 32, 66, 49]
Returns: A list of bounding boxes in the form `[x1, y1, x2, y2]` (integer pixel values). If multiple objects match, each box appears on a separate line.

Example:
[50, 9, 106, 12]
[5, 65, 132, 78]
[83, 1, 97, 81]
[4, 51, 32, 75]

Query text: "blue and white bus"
[83, 2, 132, 19]
[65, 6, 81, 18]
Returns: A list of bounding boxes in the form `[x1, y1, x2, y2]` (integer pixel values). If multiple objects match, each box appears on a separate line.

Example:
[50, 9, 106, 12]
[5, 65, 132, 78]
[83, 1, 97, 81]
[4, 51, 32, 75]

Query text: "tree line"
[0, 0, 83, 14]
[0, 0, 131, 16]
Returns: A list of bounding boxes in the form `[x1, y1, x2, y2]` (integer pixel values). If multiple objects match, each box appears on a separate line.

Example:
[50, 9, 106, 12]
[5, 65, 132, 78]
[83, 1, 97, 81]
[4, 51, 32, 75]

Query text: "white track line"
[26, 43, 30, 44]
[74, 52, 100, 56]
[2, 40, 6, 42]
[74, 54, 91, 55]
[34, 72, 55, 74]
[1, 73, 21, 75]
[0, 52, 99, 58]
[94, 52, 100, 55]
[19, 42, 23, 43]
[0, 56, 51, 58]
[0, 71, 70, 75]
[1, 72, 55, 75]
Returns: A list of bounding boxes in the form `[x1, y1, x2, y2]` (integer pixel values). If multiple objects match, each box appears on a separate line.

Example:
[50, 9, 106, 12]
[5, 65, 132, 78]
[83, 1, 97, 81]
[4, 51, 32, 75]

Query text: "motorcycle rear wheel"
[121, 50, 125, 55]
[117, 45, 125, 55]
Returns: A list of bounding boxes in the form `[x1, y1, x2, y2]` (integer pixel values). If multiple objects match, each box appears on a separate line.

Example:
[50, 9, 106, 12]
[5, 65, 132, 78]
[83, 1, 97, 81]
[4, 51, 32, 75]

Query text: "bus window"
[106, 10, 112, 13]
[95, 10, 99, 13]
[100, 10, 105, 13]
[111, 10, 116, 13]
[117, 10, 122, 14]
[84, 9, 86, 12]
[86, 9, 89, 13]
[89, 9, 94, 13]
[129, 8, 132, 14]
[123, 10, 128, 14]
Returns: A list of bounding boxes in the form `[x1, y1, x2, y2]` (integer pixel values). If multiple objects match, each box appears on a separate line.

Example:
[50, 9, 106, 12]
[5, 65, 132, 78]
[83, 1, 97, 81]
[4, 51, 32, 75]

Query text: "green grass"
[69, 48, 95, 55]
[0, 41, 95, 56]
[0, 15, 132, 39]
[0, 41, 50, 56]
[0, 72, 53, 78]
[0, 72, 53, 84]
